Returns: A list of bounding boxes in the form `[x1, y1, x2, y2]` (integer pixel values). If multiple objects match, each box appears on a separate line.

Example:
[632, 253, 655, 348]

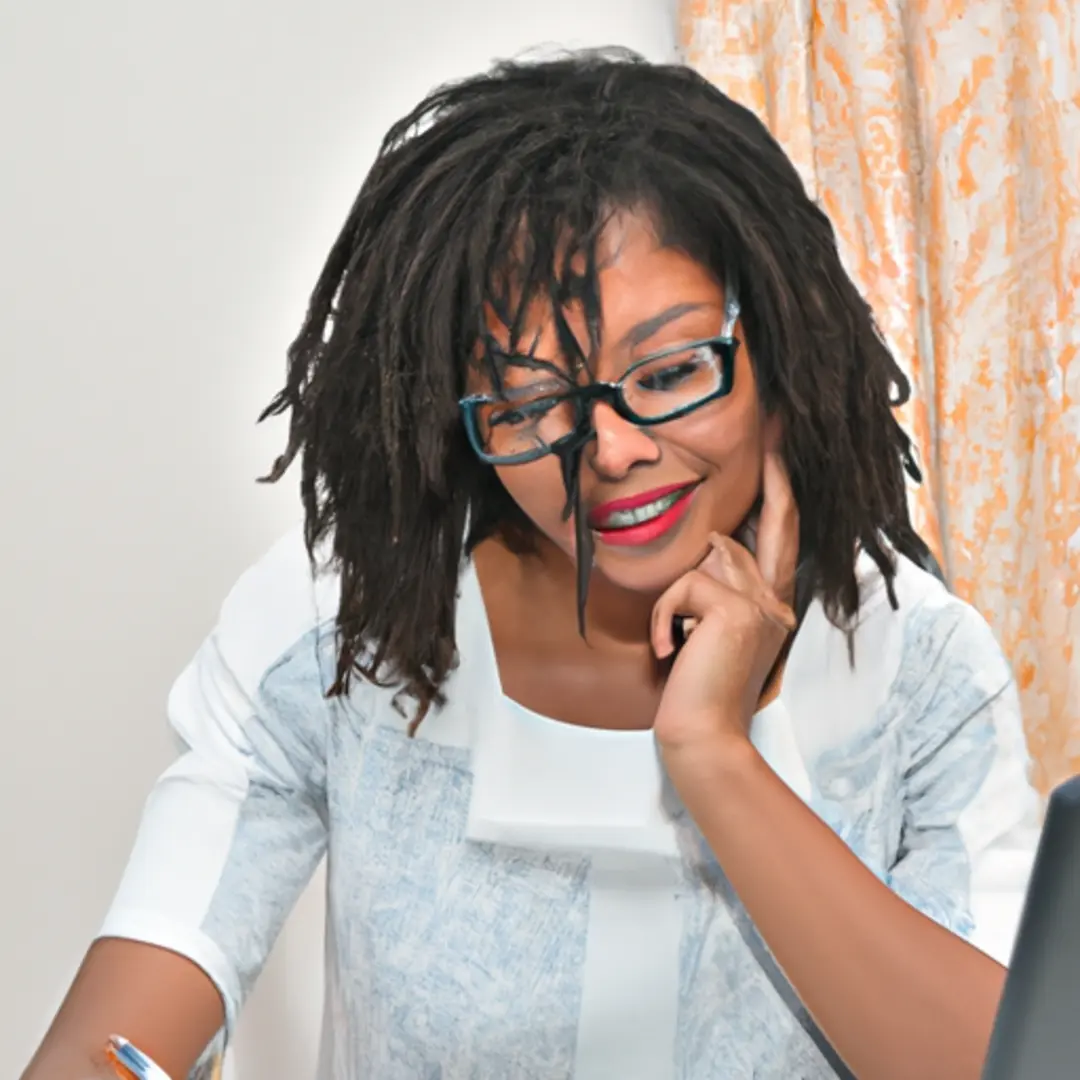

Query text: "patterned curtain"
[678, 0, 1079, 794]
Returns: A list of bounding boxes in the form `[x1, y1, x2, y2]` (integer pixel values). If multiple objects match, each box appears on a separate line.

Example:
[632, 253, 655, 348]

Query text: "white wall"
[0, 2, 677, 1077]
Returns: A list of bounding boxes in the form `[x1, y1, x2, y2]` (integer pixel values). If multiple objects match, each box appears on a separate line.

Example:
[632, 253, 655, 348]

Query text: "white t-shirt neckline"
[459, 557, 814, 861]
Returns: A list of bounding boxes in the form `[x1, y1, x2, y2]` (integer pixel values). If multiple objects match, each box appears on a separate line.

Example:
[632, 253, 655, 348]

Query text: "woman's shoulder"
[787, 550, 1018, 763]
[163, 527, 346, 788]
[856, 549, 1013, 698]
[209, 525, 341, 691]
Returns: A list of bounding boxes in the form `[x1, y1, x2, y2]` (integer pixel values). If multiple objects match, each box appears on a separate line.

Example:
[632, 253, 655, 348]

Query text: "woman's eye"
[489, 398, 555, 428]
[639, 360, 702, 391]
[489, 407, 527, 428]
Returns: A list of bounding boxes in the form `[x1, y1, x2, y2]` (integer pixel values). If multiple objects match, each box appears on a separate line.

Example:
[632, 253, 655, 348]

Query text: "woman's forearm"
[671, 737, 1005, 1080]
[20, 938, 223, 1080]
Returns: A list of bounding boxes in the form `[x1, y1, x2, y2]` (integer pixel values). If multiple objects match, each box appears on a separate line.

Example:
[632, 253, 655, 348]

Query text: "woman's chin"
[591, 532, 708, 596]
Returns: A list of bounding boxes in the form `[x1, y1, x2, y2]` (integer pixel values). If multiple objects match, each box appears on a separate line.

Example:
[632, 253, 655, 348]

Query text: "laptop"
[981, 773, 1080, 1078]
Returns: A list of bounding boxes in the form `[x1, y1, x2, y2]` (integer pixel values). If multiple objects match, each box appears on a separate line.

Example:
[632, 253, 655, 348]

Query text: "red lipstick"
[588, 483, 693, 523]
[588, 481, 701, 548]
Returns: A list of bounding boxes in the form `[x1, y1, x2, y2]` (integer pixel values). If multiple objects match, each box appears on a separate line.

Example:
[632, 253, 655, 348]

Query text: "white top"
[101, 526, 1039, 1079]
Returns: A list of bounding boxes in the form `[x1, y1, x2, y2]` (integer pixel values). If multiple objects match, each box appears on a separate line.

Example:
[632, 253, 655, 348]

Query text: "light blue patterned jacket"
[102, 528, 1037, 1079]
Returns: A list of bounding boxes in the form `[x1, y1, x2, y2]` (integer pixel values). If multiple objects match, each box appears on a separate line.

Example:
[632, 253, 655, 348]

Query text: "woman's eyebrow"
[496, 378, 568, 402]
[487, 344, 570, 383]
[617, 302, 712, 349]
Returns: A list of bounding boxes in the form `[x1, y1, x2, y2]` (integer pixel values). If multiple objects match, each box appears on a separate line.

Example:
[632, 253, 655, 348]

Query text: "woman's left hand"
[650, 449, 800, 762]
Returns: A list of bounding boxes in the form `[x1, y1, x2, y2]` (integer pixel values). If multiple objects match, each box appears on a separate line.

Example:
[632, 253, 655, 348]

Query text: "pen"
[104, 1035, 224, 1080]
[104, 1036, 173, 1080]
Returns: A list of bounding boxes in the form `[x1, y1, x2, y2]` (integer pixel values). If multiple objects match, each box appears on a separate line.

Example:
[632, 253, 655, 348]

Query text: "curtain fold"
[679, 0, 1080, 793]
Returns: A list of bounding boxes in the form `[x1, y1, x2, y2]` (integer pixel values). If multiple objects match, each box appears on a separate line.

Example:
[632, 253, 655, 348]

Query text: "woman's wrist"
[659, 723, 761, 794]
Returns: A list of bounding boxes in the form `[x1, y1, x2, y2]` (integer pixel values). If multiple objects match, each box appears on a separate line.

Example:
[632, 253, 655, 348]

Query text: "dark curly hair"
[259, 47, 937, 731]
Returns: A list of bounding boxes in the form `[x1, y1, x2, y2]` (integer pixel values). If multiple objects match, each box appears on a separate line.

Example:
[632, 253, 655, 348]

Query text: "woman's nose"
[587, 401, 661, 480]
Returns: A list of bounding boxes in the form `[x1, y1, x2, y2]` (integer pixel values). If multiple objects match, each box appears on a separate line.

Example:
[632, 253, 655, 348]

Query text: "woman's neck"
[476, 533, 658, 652]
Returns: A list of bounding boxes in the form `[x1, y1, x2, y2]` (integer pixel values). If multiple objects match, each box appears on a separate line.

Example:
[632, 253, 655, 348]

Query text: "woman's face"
[474, 210, 773, 598]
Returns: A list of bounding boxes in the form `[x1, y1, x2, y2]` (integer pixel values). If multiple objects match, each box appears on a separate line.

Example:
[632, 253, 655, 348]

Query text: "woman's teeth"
[596, 488, 690, 530]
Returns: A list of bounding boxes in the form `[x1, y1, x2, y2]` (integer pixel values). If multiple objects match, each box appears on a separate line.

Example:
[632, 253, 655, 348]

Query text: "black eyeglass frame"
[459, 333, 739, 466]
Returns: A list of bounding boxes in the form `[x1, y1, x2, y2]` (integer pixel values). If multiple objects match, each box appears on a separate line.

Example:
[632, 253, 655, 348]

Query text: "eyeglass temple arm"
[722, 286, 740, 338]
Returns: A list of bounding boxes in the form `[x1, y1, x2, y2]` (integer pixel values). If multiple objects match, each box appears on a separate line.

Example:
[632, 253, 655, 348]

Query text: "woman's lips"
[590, 482, 701, 547]
[588, 481, 700, 528]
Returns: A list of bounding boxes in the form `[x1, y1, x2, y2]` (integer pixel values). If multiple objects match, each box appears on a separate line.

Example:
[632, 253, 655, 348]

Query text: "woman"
[24, 49, 1035, 1080]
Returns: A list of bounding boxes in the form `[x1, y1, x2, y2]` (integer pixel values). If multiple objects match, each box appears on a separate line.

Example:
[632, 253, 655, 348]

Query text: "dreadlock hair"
[259, 47, 938, 732]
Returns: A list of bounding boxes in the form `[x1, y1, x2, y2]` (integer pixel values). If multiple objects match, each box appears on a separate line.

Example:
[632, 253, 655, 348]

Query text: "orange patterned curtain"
[678, 0, 1080, 794]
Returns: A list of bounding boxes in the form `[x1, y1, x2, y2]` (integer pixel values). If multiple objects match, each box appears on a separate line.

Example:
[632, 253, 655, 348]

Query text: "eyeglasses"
[459, 333, 739, 466]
